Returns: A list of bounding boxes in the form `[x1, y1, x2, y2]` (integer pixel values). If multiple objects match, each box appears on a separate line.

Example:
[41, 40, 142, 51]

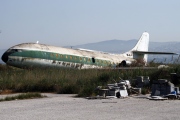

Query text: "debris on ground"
[90, 74, 180, 101]
[148, 76, 180, 100]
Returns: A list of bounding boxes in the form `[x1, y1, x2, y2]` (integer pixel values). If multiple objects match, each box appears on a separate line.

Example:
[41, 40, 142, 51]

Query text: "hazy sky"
[0, 0, 180, 49]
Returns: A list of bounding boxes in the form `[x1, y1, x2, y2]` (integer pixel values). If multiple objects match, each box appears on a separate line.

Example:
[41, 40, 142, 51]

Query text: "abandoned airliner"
[1, 32, 177, 69]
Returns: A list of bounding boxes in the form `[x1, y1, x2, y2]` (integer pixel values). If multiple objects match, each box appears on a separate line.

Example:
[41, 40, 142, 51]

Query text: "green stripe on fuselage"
[10, 49, 112, 67]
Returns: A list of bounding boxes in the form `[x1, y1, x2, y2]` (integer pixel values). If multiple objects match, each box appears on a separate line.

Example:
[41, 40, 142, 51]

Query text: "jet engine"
[118, 60, 132, 67]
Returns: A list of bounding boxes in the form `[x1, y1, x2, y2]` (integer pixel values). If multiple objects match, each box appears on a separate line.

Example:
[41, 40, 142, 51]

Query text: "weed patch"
[0, 93, 45, 102]
[1, 64, 180, 97]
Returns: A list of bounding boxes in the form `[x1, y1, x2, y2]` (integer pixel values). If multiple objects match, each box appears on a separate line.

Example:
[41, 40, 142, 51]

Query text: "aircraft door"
[92, 57, 95, 63]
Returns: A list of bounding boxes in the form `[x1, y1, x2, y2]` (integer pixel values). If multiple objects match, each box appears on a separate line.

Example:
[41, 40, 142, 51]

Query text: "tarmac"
[0, 93, 180, 120]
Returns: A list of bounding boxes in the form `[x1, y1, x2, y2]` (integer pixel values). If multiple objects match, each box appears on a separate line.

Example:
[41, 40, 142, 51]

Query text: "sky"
[0, 0, 180, 49]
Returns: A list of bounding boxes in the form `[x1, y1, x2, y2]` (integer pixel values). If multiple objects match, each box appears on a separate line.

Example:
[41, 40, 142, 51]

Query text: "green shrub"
[0, 93, 44, 102]
[1, 64, 180, 97]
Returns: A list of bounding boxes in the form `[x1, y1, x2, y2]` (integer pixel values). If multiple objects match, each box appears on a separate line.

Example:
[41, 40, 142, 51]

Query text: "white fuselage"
[2, 43, 134, 69]
[1, 32, 150, 69]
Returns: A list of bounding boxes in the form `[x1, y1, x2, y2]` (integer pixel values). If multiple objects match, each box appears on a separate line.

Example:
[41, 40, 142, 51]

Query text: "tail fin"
[132, 32, 149, 63]
[124, 32, 149, 63]
[131, 32, 149, 52]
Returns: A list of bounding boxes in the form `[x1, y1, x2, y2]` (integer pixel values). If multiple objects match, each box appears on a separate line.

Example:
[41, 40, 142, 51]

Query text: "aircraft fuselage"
[1, 43, 133, 69]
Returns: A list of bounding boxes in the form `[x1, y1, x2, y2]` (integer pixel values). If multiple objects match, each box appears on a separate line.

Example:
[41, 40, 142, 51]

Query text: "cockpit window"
[7, 49, 12, 52]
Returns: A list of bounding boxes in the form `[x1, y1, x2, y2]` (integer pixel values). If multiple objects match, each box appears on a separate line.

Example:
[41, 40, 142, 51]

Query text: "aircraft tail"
[132, 32, 149, 63]
[131, 32, 149, 52]
[124, 32, 149, 63]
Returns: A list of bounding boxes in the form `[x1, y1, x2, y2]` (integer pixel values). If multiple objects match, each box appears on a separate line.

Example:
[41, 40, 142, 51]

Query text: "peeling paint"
[3, 43, 135, 69]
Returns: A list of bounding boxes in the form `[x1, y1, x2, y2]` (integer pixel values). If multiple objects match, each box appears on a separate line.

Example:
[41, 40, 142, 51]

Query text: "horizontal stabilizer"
[132, 51, 178, 55]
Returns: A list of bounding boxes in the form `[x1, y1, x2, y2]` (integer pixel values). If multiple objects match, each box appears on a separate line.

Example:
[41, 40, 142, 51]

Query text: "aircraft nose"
[1, 52, 9, 63]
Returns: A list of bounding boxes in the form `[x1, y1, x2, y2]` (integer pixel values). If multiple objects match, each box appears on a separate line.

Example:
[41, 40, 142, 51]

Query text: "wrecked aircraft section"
[96, 80, 130, 98]
[95, 78, 144, 99]
[95, 76, 150, 99]
[151, 79, 175, 96]
[93, 74, 180, 100]
[148, 79, 180, 100]
[134, 76, 150, 88]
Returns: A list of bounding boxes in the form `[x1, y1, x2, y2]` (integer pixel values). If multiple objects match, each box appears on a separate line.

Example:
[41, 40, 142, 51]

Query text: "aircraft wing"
[132, 51, 179, 55]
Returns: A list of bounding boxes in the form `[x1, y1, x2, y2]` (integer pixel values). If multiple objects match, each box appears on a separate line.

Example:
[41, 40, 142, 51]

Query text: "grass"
[0, 92, 45, 102]
[1, 64, 180, 97]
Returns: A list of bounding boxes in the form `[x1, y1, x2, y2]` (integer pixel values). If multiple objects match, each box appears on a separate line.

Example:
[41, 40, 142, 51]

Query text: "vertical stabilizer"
[124, 32, 149, 63]
[132, 32, 149, 63]
[131, 32, 149, 52]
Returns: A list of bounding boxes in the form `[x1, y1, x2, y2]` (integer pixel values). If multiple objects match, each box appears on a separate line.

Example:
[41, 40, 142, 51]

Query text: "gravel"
[0, 93, 180, 120]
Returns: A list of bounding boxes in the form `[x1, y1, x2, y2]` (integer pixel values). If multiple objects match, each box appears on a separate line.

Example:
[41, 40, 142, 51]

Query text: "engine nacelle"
[118, 60, 132, 67]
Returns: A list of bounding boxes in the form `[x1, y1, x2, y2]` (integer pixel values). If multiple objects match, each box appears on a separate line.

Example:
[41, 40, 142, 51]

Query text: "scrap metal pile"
[147, 79, 180, 100]
[95, 73, 180, 100]
[96, 78, 142, 98]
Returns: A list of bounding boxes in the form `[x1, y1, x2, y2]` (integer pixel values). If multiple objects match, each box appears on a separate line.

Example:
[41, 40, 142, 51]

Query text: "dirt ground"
[0, 93, 180, 120]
